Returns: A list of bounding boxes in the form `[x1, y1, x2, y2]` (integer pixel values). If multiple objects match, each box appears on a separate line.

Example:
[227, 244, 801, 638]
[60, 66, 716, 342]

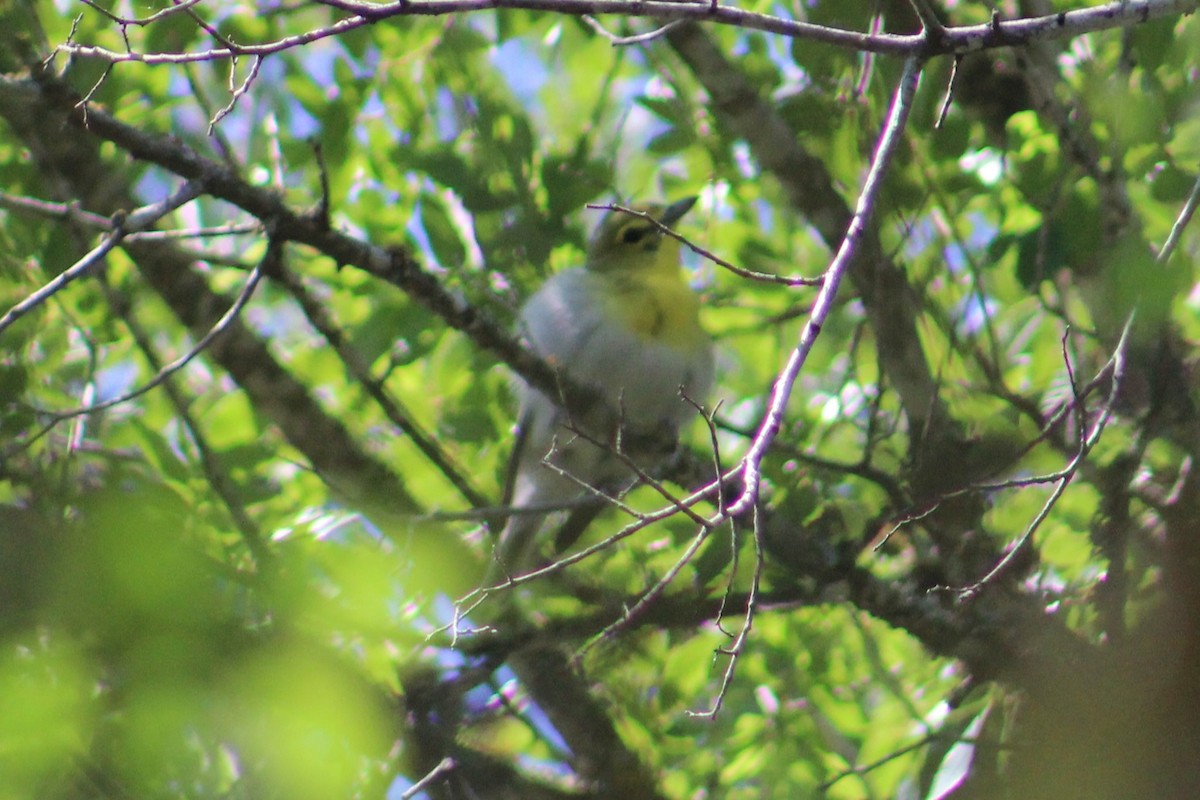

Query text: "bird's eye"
[620, 225, 651, 245]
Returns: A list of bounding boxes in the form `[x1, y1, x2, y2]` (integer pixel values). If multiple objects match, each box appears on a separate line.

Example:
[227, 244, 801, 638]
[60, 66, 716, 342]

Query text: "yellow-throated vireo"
[494, 197, 714, 577]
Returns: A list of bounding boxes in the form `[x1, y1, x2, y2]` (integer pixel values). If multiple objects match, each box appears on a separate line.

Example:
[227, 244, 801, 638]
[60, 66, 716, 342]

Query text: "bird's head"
[585, 196, 697, 275]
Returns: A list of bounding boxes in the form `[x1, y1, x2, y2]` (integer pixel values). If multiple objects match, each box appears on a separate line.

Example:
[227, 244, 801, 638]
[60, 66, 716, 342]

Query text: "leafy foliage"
[1, 1, 1200, 798]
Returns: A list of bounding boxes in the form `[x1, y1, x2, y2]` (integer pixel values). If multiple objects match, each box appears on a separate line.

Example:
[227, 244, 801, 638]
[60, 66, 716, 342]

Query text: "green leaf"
[1149, 160, 1196, 203]
[647, 126, 696, 156]
[418, 195, 468, 268]
[1167, 115, 1200, 171]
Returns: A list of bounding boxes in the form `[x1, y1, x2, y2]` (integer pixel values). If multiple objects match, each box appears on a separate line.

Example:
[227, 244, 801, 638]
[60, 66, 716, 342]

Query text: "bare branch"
[1158, 172, 1200, 264]
[0, 181, 204, 337]
[729, 57, 924, 517]
[951, 314, 1134, 598]
[688, 502, 764, 718]
[400, 758, 456, 799]
[581, 14, 686, 45]
[78, 0, 205, 27]
[451, 468, 733, 621]
[210, 55, 263, 130]
[56, 0, 1199, 64]
[56, 12, 373, 62]
[574, 517, 717, 660]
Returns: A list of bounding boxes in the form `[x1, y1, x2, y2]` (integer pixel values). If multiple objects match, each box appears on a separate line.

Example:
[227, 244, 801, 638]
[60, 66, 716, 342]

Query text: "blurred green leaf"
[2, 2, 1199, 798]
[1168, 115, 1200, 171]
[418, 194, 468, 268]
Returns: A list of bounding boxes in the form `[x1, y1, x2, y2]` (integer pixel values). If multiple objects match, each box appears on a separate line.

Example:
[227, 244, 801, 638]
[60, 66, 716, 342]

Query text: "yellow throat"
[585, 199, 706, 352]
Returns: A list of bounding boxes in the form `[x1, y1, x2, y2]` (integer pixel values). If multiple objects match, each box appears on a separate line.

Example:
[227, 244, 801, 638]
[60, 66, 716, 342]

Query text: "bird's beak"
[659, 196, 698, 226]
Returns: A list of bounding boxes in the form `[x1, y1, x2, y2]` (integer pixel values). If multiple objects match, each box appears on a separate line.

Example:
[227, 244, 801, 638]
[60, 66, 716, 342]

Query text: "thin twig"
[935, 55, 961, 129]
[1158, 172, 1200, 264]
[210, 55, 263, 131]
[275, 267, 489, 511]
[0, 182, 204, 337]
[449, 467, 735, 629]
[949, 313, 1134, 598]
[907, 0, 946, 39]
[687, 502, 764, 718]
[400, 757, 456, 799]
[102, 280, 271, 566]
[21, 262, 265, 427]
[0, 190, 258, 240]
[582, 15, 686, 45]
[560, 416, 716, 528]
[574, 518, 716, 661]
[78, 0, 204, 26]
[588, 202, 823, 286]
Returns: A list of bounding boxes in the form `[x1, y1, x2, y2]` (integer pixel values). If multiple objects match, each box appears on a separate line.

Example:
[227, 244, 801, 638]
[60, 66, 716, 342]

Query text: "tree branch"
[729, 56, 924, 517]
[0, 70, 423, 518]
[56, 0, 1200, 63]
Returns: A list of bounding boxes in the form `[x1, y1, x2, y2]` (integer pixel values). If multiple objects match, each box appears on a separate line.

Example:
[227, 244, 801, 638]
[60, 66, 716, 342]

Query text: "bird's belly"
[518, 268, 713, 434]
[571, 325, 707, 428]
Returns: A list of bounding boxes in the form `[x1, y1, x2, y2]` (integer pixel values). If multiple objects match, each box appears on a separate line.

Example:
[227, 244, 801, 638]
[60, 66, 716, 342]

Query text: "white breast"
[517, 269, 713, 435]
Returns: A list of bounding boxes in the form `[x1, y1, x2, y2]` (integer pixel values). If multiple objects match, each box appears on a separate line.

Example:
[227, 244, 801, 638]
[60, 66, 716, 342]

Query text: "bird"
[491, 197, 715, 580]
